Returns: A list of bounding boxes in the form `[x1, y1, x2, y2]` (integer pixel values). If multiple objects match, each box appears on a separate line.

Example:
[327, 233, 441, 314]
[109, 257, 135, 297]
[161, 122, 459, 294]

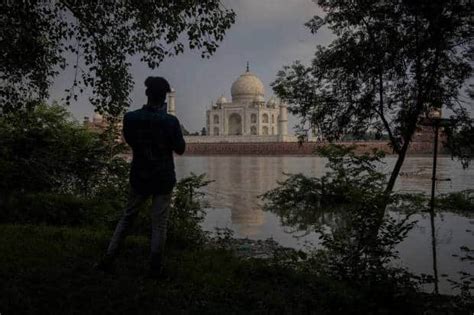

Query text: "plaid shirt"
[123, 105, 185, 195]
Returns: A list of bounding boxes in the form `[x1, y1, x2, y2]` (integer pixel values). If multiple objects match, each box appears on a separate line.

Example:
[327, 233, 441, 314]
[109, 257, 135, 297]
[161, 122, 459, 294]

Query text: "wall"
[184, 135, 298, 143]
[183, 140, 446, 155]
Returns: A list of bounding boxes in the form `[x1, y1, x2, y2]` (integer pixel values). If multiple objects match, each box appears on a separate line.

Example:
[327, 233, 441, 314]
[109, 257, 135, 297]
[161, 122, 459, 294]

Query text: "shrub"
[262, 144, 418, 294]
[261, 145, 389, 231]
[437, 190, 474, 214]
[0, 103, 129, 201]
[128, 173, 212, 248]
[0, 192, 121, 227]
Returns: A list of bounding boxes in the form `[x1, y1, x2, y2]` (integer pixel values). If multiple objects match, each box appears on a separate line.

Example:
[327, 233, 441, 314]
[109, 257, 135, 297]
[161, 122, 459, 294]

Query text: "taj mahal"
[205, 64, 289, 139]
[193, 64, 296, 143]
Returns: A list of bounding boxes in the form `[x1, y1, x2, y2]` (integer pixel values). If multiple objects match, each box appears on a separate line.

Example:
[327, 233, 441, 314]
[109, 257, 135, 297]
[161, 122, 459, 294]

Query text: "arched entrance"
[228, 113, 242, 135]
[250, 126, 257, 135]
[251, 113, 257, 123]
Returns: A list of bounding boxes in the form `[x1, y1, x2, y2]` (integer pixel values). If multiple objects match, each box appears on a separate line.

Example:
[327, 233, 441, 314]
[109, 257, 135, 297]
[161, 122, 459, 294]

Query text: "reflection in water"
[201, 156, 328, 235]
[176, 156, 472, 231]
[204, 156, 292, 235]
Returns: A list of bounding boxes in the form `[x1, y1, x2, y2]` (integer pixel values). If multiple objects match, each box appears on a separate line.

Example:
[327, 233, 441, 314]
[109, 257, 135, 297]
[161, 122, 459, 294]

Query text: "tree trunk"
[385, 139, 410, 194]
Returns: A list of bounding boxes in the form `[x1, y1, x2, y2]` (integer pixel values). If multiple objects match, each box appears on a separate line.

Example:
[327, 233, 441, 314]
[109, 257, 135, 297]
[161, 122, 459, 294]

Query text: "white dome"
[267, 96, 277, 108]
[216, 95, 227, 104]
[254, 95, 265, 103]
[231, 70, 265, 102]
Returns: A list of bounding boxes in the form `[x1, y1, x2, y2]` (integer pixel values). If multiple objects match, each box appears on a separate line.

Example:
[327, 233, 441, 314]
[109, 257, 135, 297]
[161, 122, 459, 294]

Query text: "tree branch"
[377, 70, 399, 153]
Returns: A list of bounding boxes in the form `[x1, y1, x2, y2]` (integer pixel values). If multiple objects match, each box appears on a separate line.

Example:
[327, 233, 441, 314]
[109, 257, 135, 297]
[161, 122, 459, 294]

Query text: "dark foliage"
[262, 145, 419, 293]
[0, 192, 117, 227]
[261, 145, 388, 230]
[444, 117, 474, 168]
[0, 103, 129, 200]
[437, 190, 474, 215]
[0, 0, 235, 116]
[272, 0, 473, 192]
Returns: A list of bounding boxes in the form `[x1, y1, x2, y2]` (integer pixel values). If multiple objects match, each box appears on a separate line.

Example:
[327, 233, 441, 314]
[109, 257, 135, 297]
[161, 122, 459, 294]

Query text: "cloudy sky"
[51, 0, 333, 133]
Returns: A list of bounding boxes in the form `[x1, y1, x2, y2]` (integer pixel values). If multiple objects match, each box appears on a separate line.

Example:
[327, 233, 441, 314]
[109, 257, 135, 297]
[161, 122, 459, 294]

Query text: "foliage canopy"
[272, 0, 473, 190]
[0, 0, 235, 116]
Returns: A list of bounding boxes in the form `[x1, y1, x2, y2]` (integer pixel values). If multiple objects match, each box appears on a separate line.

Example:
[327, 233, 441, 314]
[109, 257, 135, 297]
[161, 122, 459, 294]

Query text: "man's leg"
[97, 189, 148, 270]
[150, 193, 172, 275]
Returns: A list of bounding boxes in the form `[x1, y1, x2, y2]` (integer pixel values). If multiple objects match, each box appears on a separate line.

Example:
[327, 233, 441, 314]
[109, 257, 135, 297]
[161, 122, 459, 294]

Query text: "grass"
[0, 224, 322, 314]
[0, 224, 471, 314]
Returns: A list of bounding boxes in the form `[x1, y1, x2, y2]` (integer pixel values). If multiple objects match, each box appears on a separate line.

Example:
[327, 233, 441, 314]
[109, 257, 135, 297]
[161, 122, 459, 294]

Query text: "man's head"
[145, 76, 171, 107]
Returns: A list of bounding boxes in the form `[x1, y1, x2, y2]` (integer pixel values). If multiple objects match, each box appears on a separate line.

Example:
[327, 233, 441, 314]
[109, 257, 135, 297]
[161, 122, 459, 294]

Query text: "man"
[97, 76, 185, 277]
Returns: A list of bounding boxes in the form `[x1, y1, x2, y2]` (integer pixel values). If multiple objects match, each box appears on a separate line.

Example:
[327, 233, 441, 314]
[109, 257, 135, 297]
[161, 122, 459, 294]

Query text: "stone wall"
[184, 135, 298, 143]
[184, 140, 446, 156]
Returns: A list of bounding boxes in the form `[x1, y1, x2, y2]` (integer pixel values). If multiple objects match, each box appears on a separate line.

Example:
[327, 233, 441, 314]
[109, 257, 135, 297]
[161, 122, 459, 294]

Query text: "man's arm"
[172, 118, 186, 155]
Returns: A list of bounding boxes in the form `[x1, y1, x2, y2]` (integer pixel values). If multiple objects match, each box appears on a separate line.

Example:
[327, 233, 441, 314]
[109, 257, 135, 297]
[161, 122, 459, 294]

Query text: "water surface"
[175, 155, 474, 294]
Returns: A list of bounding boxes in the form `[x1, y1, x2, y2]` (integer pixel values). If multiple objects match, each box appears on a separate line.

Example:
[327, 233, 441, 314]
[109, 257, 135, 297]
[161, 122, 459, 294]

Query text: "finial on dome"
[246, 61, 249, 72]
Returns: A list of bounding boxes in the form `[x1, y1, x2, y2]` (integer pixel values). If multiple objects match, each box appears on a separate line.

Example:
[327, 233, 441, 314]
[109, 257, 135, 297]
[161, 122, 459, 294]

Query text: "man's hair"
[145, 76, 171, 103]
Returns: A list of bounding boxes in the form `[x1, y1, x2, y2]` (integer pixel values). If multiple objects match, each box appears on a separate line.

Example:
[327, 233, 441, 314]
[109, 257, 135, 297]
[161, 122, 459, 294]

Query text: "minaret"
[167, 88, 176, 116]
[278, 101, 288, 139]
[307, 125, 317, 142]
[83, 116, 90, 127]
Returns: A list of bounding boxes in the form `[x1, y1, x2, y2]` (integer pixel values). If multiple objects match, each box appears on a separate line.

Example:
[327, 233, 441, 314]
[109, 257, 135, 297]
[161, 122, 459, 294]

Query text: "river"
[175, 155, 473, 294]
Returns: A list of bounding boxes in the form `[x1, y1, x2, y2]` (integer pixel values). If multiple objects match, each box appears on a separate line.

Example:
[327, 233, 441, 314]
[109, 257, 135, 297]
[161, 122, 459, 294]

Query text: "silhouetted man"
[97, 76, 185, 277]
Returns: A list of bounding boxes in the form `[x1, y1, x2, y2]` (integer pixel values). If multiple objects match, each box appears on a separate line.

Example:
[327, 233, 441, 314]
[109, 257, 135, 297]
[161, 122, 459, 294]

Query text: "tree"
[272, 0, 473, 194]
[0, 1, 235, 117]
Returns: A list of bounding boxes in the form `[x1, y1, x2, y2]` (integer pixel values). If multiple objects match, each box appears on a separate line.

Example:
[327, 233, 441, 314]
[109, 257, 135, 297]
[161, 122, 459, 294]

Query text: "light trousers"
[106, 189, 172, 265]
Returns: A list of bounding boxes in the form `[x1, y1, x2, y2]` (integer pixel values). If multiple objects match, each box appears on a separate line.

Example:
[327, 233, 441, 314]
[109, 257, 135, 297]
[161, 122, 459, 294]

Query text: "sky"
[50, 0, 333, 133]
